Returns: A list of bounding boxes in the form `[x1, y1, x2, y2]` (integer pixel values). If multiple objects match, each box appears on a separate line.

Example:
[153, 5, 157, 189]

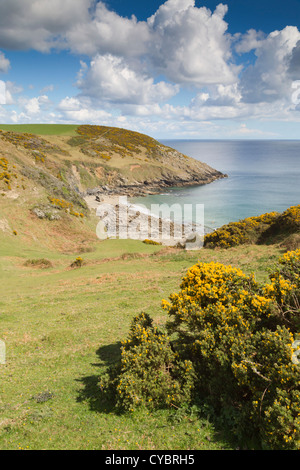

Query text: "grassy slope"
[0, 124, 79, 136]
[0, 227, 283, 450]
[0, 124, 290, 450]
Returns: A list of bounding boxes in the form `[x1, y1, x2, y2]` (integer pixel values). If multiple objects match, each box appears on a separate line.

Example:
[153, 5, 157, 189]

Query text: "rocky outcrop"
[86, 163, 226, 198]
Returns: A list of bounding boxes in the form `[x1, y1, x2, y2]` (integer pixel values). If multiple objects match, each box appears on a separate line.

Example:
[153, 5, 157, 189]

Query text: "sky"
[1, 0, 300, 139]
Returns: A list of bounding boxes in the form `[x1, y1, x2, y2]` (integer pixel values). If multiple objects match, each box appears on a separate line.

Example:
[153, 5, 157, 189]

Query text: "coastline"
[84, 170, 227, 200]
[84, 190, 206, 250]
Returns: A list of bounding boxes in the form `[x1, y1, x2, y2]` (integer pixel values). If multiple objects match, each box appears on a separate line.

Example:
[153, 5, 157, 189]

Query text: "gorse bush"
[204, 205, 300, 249]
[48, 196, 84, 218]
[101, 313, 195, 412]
[0, 157, 18, 190]
[106, 250, 300, 449]
[70, 257, 84, 268]
[204, 211, 279, 248]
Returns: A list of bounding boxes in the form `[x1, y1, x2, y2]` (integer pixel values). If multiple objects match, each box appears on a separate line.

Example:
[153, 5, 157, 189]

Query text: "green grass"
[0, 124, 79, 136]
[0, 236, 283, 450]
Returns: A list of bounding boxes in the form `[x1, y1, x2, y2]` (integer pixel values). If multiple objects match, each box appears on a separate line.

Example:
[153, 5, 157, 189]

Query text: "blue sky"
[1, 0, 300, 139]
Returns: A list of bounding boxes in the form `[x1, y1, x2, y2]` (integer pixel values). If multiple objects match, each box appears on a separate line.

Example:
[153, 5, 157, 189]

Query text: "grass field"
[0, 233, 283, 450]
[0, 124, 79, 136]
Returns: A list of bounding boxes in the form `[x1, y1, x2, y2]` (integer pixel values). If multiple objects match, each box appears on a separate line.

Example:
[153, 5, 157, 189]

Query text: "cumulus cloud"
[1, 0, 300, 135]
[0, 0, 240, 87]
[238, 26, 300, 104]
[66, 2, 150, 57]
[0, 0, 93, 51]
[57, 94, 113, 123]
[76, 54, 179, 106]
[66, 0, 242, 112]
[147, 1, 240, 86]
[20, 95, 50, 115]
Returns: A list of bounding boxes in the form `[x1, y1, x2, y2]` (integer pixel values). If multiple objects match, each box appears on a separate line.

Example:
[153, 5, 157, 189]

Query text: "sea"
[130, 140, 300, 232]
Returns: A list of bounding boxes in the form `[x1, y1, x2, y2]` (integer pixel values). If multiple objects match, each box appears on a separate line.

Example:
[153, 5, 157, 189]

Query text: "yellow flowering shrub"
[0, 157, 17, 190]
[103, 251, 300, 448]
[143, 239, 162, 245]
[48, 196, 84, 218]
[70, 257, 84, 268]
[76, 124, 167, 160]
[100, 313, 195, 412]
[204, 211, 279, 248]
[1, 130, 68, 155]
[204, 205, 300, 249]
[264, 249, 300, 331]
[162, 256, 300, 449]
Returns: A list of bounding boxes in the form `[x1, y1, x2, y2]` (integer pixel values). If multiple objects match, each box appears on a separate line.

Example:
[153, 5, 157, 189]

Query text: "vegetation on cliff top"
[204, 205, 300, 249]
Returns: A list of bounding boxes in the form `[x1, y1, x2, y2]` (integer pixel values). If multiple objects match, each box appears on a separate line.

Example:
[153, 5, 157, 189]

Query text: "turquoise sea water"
[130, 140, 300, 231]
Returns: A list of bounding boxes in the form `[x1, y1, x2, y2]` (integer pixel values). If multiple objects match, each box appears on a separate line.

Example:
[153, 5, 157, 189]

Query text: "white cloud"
[57, 95, 112, 123]
[0, 0, 93, 51]
[0, 1, 240, 88]
[238, 26, 300, 104]
[1, 0, 300, 137]
[17, 94, 51, 115]
[147, 1, 240, 86]
[66, 2, 150, 57]
[235, 29, 266, 54]
[76, 54, 179, 106]
[0, 51, 10, 72]
[0, 81, 5, 104]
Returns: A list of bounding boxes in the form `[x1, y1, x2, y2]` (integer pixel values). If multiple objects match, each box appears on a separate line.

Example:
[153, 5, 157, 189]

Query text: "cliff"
[0, 124, 225, 250]
[0, 125, 225, 198]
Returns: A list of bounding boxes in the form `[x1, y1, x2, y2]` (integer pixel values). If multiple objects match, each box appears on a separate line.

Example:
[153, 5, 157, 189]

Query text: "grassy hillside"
[0, 124, 79, 136]
[1, 124, 298, 450]
[0, 228, 284, 450]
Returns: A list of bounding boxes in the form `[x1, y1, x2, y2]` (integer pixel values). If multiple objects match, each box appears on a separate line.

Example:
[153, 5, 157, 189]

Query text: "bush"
[162, 254, 300, 449]
[102, 251, 300, 448]
[70, 257, 84, 268]
[101, 313, 195, 412]
[204, 205, 300, 249]
[204, 211, 279, 248]
[143, 239, 162, 245]
[24, 258, 53, 269]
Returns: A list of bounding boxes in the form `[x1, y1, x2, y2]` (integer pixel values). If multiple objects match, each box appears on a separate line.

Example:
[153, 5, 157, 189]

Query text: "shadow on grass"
[76, 343, 242, 449]
[76, 342, 122, 414]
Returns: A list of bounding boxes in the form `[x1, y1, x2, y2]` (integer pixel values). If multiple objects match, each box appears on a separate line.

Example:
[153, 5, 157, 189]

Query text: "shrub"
[48, 196, 84, 218]
[264, 249, 300, 332]
[143, 239, 162, 245]
[70, 257, 84, 268]
[103, 251, 300, 448]
[162, 256, 300, 449]
[24, 258, 53, 269]
[0, 157, 18, 190]
[204, 205, 300, 249]
[101, 313, 195, 412]
[204, 211, 279, 248]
